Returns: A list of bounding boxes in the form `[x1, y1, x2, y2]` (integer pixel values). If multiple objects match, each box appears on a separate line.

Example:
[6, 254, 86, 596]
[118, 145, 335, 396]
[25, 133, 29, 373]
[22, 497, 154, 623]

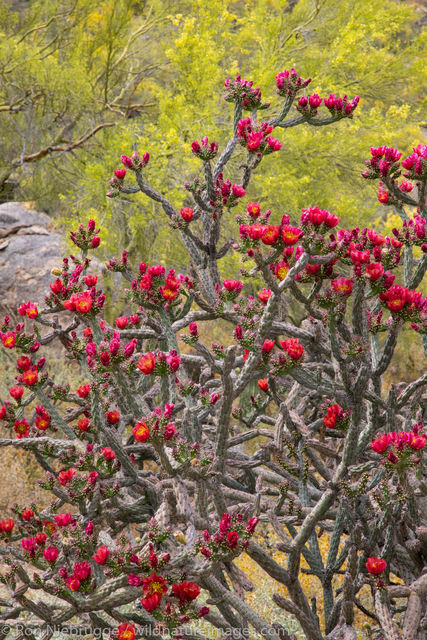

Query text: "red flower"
[247, 202, 261, 218]
[77, 383, 91, 398]
[73, 561, 92, 581]
[160, 285, 180, 301]
[21, 509, 34, 521]
[63, 292, 93, 314]
[132, 422, 150, 442]
[247, 517, 259, 532]
[323, 404, 344, 429]
[140, 593, 162, 612]
[281, 338, 304, 360]
[16, 356, 32, 371]
[232, 184, 246, 198]
[248, 222, 266, 240]
[9, 386, 24, 400]
[43, 546, 59, 563]
[366, 557, 387, 575]
[367, 229, 386, 246]
[58, 468, 76, 486]
[54, 513, 72, 527]
[332, 278, 353, 296]
[0, 519, 14, 533]
[261, 225, 280, 245]
[226, 531, 239, 548]
[106, 410, 120, 425]
[189, 322, 198, 336]
[137, 352, 156, 375]
[164, 423, 177, 440]
[22, 367, 38, 386]
[305, 263, 321, 275]
[300, 206, 339, 228]
[1, 331, 16, 349]
[167, 353, 181, 372]
[67, 577, 81, 591]
[275, 261, 289, 281]
[172, 580, 201, 602]
[114, 168, 127, 180]
[89, 471, 98, 485]
[21, 537, 37, 555]
[262, 339, 275, 353]
[77, 417, 90, 432]
[14, 419, 30, 438]
[35, 532, 47, 545]
[50, 279, 63, 294]
[26, 303, 38, 319]
[93, 546, 110, 565]
[223, 279, 243, 293]
[101, 447, 116, 460]
[84, 275, 98, 287]
[365, 263, 384, 282]
[349, 247, 370, 265]
[257, 378, 269, 392]
[370, 434, 390, 454]
[17, 301, 38, 318]
[257, 288, 272, 304]
[91, 236, 101, 248]
[267, 136, 282, 151]
[115, 316, 128, 329]
[377, 187, 389, 203]
[180, 207, 194, 222]
[281, 225, 303, 245]
[379, 285, 408, 312]
[117, 623, 136, 640]
[219, 513, 232, 533]
[409, 435, 426, 450]
[142, 572, 168, 597]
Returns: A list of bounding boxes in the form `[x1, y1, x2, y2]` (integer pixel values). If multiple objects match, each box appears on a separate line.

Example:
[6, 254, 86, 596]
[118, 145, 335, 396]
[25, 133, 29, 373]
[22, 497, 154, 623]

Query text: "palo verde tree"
[0, 69, 426, 640]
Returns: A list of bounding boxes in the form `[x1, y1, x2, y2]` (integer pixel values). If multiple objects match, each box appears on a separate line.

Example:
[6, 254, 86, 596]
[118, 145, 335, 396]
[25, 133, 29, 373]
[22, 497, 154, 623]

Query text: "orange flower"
[261, 225, 280, 245]
[281, 225, 303, 245]
[137, 352, 156, 375]
[257, 379, 269, 392]
[132, 422, 150, 442]
[1, 332, 16, 348]
[22, 367, 39, 386]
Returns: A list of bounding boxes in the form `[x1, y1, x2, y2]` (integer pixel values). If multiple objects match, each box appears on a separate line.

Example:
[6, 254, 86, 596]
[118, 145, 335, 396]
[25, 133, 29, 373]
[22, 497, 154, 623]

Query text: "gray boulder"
[0, 201, 64, 317]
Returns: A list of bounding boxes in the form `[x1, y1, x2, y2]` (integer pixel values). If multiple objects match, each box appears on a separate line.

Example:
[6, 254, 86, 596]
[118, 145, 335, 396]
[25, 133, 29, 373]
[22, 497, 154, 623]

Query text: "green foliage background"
[0, 0, 425, 269]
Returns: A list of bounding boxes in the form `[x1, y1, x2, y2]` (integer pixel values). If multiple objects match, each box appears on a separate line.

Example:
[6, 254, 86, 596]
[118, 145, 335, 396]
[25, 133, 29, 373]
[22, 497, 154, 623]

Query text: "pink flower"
[93, 546, 110, 565]
[43, 546, 59, 563]
[231, 184, 246, 198]
[227, 531, 239, 548]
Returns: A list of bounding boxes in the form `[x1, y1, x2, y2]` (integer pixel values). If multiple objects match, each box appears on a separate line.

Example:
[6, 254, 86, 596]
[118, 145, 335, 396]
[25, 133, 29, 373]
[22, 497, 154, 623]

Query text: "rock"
[0, 202, 63, 317]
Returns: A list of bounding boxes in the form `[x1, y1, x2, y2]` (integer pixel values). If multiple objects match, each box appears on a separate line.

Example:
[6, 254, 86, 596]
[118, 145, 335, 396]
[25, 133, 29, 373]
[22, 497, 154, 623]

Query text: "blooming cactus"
[0, 69, 425, 640]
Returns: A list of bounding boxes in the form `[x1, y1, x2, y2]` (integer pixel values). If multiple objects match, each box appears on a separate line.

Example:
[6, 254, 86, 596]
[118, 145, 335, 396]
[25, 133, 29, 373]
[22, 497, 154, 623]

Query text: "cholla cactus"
[0, 70, 426, 640]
